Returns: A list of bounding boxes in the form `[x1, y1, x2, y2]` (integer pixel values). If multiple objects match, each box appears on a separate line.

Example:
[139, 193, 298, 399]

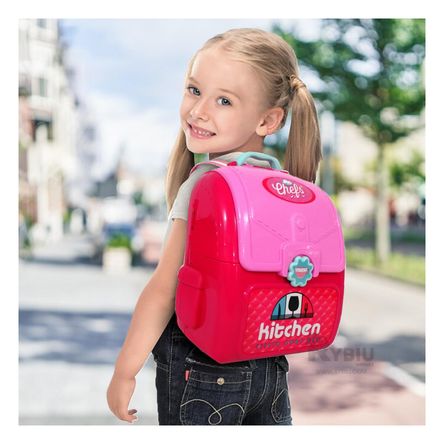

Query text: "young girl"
[107, 27, 321, 426]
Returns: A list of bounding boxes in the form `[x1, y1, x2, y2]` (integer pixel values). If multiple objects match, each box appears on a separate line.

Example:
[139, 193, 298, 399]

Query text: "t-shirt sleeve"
[168, 165, 214, 222]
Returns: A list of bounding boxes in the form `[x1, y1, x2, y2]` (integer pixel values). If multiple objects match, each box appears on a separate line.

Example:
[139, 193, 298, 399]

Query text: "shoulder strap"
[189, 159, 231, 177]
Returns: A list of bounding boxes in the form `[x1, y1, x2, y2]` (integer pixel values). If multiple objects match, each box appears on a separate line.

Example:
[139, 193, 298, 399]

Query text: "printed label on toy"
[242, 287, 339, 355]
[259, 292, 318, 341]
[263, 177, 315, 203]
[271, 292, 314, 320]
[258, 320, 320, 341]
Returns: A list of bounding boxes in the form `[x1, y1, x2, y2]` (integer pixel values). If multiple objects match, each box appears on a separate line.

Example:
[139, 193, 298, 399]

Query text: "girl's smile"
[187, 122, 216, 139]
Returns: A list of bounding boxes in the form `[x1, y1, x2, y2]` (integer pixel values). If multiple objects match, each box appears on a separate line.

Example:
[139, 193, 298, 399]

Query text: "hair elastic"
[290, 75, 306, 92]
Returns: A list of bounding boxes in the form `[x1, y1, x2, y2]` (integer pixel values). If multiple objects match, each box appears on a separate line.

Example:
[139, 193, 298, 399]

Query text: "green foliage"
[132, 190, 144, 206]
[63, 208, 72, 225]
[23, 214, 34, 229]
[273, 19, 425, 145]
[106, 234, 132, 251]
[346, 246, 424, 286]
[389, 150, 425, 190]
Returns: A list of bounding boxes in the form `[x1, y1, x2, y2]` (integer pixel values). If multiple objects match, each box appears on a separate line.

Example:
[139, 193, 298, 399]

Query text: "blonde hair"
[165, 27, 322, 213]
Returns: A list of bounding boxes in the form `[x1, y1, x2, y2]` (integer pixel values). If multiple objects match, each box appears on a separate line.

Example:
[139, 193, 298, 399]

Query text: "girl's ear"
[255, 107, 285, 136]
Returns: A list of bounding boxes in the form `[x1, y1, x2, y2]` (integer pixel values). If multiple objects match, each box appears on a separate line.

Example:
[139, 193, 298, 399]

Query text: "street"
[19, 233, 425, 425]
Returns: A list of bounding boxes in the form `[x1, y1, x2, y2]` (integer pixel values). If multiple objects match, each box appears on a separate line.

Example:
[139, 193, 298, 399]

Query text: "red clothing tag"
[185, 369, 190, 381]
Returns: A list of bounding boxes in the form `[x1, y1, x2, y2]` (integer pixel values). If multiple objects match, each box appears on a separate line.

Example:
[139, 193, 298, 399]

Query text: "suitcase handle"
[236, 151, 282, 170]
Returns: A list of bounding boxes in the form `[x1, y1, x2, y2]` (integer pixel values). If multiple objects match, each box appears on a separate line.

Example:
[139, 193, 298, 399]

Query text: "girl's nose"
[190, 98, 210, 121]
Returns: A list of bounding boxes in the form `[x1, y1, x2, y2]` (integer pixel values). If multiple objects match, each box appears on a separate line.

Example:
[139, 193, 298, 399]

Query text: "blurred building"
[19, 19, 78, 242]
[90, 143, 166, 211]
[66, 101, 99, 212]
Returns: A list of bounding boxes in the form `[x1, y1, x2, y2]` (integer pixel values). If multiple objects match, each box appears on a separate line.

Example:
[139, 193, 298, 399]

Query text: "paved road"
[19, 233, 425, 425]
[340, 267, 424, 381]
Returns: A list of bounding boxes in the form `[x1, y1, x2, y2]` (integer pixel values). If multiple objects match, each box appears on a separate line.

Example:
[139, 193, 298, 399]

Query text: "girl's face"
[180, 46, 271, 159]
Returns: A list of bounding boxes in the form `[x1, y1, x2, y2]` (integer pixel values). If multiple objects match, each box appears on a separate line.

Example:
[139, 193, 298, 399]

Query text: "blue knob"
[287, 256, 314, 287]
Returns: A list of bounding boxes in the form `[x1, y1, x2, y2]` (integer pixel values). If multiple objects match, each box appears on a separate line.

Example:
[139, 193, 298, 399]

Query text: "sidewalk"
[287, 347, 425, 425]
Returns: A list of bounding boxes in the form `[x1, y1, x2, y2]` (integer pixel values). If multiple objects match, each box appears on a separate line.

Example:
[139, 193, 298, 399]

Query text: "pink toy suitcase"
[175, 152, 345, 363]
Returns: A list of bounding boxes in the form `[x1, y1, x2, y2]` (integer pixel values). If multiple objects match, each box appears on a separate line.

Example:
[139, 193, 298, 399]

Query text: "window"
[38, 77, 48, 97]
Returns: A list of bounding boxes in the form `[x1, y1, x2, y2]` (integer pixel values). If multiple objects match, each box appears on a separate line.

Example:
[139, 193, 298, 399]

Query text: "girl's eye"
[187, 86, 200, 96]
[186, 86, 231, 106]
[217, 97, 232, 106]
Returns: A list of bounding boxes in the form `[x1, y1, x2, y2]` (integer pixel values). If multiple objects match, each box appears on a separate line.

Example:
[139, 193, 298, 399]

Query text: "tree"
[273, 19, 425, 263]
[389, 150, 425, 191]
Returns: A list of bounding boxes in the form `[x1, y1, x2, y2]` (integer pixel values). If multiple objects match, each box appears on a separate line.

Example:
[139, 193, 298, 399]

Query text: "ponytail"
[165, 53, 198, 214]
[165, 129, 194, 214]
[284, 77, 322, 183]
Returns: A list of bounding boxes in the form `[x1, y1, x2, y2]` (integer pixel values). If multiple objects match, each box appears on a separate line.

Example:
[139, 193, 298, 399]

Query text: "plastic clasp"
[287, 255, 314, 287]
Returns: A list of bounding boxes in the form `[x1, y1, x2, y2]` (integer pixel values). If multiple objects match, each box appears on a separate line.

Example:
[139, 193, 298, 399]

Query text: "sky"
[61, 19, 321, 180]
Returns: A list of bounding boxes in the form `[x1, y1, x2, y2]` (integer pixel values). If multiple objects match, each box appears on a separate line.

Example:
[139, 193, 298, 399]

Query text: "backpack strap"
[189, 152, 284, 178]
[189, 159, 231, 176]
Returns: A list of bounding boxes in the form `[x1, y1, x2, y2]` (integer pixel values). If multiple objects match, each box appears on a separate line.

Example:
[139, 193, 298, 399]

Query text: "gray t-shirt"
[162, 151, 274, 246]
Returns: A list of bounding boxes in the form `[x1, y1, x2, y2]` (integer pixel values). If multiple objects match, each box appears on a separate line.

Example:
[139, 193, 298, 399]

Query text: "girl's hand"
[106, 372, 138, 423]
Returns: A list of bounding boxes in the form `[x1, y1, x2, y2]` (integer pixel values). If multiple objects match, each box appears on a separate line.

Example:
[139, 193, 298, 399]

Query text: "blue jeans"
[151, 314, 293, 425]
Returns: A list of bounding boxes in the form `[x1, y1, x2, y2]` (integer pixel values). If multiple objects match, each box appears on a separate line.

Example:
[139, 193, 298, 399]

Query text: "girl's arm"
[113, 218, 188, 379]
[107, 218, 187, 422]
